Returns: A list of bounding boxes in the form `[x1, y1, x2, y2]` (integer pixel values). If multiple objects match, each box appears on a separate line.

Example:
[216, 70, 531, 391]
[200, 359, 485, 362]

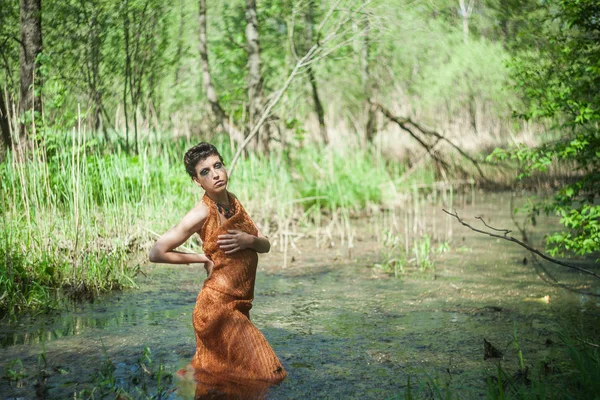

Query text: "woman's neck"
[207, 190, 230, 206]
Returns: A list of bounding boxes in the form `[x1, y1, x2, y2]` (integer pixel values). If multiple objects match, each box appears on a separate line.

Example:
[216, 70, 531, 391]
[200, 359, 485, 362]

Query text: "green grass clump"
[290, 145, 395, 212]
[0, 243, 60, 318]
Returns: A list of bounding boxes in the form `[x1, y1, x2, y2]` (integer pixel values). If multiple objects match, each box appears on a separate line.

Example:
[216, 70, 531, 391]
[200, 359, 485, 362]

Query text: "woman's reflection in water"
[177, 368, 275, 399]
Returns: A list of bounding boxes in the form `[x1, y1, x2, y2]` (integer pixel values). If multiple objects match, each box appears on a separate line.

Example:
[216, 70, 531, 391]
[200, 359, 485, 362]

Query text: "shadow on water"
[1, 191, 599, 399]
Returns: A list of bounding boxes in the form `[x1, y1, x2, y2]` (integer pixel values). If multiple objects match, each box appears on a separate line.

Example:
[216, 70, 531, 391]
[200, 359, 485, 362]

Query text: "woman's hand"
[217, 230, 254, 254]
[204, 259, 214, 278]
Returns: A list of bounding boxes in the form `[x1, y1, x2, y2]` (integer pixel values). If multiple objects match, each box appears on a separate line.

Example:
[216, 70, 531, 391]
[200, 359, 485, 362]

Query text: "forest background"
[0, 0, 598, 316]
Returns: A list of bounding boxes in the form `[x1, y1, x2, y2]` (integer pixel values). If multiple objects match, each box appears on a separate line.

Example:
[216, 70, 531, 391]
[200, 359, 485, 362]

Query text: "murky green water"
[1, 191, 598, 399]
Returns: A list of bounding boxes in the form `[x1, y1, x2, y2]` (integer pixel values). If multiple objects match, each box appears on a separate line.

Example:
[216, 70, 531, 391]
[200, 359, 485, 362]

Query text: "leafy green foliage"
[0, 244, 58, 319]
[416, 35, 515, 119]
[490, 0, 600, 258]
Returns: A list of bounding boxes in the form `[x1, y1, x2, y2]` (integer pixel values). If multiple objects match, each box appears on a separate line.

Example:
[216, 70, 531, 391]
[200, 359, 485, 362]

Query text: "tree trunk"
[0, 89, 12, 151]
[19, 0, 42, 138]
[462, 12, 469, 44]
[198, 0, 243, 145]
[89, 8, 109, 141]
[122, 0, 130, 153]
[459, 0, 473, 45]
[244, 0, 270, 152]
[199, 0, 227, 127]
[306, 0, 328, 144]
[361, 0, 376, 143]
[146, 13, 159, 121]
[174, 0, 185, 85]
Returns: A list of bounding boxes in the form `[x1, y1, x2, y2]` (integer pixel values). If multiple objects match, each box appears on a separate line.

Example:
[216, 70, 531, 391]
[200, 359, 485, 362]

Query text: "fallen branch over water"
[373, 102, 490, 182]
[442, 209, 600, 280]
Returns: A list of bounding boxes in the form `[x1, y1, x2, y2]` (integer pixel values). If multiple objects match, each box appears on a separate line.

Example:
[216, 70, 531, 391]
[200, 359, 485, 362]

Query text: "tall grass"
[0, 131, 212, 318]
[1, 130, 435, 317]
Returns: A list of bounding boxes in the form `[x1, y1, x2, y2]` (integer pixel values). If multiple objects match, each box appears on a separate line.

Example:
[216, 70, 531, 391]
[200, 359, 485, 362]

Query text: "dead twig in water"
[442, 209, 600, 281]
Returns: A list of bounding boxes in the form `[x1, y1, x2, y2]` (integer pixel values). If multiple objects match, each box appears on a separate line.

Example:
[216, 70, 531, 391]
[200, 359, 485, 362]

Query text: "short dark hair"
[183, 142, 224, 179]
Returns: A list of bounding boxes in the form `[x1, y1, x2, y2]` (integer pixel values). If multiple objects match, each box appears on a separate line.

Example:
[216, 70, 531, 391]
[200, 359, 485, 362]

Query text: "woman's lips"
[215, 180, 225, 187]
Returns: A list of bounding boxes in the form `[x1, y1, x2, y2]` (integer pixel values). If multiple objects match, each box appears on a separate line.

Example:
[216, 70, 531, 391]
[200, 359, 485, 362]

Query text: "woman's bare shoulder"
[192, 200, 210, 218]
[179, 201, 209, 231]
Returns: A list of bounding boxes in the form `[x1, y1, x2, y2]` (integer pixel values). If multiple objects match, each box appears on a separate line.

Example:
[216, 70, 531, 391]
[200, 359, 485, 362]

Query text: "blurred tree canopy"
[0, 0, 528, 146]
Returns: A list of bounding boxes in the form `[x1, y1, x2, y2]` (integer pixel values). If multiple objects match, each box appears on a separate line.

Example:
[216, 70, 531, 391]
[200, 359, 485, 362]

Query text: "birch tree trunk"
[174, 0, 185, 86]
[198, 0, 242, 145]
[122, 0, 130, 153]
[459, 0, 474, 45]
[245, 0, 270, 152]
[19, 0, 42, 138]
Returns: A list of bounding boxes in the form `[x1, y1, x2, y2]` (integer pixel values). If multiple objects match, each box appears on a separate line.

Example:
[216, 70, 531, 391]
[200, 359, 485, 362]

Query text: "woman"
[149, 142, 287, 396]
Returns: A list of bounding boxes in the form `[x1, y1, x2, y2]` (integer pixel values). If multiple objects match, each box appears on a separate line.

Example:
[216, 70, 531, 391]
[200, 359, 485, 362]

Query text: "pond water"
[1, 191, 598, 399]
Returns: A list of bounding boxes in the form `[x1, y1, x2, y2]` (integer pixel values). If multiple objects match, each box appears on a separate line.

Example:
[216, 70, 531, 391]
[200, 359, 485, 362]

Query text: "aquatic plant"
[2, 358, 26, 385]
[74, 346, 174, 400]
[35, 342, 49, 398]
[412, 234, 433, 272]
[374, 230, 405, 277]
[399, 373, 456, 400]
[0, 245, 57, 320]
[436, 242, 450, 254]
[375, 229, 446, 277]
[128, 347, 174, 397]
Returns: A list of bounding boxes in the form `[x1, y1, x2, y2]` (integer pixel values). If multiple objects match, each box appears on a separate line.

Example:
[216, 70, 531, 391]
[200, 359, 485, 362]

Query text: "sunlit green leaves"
[547, 204, 600, 257]
[497, 0, 600, 257]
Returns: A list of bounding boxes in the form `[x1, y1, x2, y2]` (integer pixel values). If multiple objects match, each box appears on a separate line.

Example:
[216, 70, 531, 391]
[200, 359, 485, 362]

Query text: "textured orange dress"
[185, 192, 286, 396]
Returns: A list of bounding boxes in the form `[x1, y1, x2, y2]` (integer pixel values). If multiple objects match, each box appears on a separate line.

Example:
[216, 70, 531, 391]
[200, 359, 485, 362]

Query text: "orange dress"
[186, 192, 286, 395]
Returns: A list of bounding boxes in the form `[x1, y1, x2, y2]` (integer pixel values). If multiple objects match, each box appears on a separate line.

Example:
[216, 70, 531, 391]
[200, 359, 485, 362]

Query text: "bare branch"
[443, 209, 600, 280]
[475, 216, 511, 236]
[528, 252, 600, 297]
[374, 102, 451, 171]
[229, 0, 368, 175]
[229, 44, 317, 175]
[288, 7, 300, 61]
[373, 101, 490, 181]
[316, 0, 344, 33]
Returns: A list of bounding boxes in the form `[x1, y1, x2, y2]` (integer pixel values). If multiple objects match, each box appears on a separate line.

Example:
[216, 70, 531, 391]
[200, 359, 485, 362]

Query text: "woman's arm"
[251, 230, 271, 253]
[149, 203, 211, 265]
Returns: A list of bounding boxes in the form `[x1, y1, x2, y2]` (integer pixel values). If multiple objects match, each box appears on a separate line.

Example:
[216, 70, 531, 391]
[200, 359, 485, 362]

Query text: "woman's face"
[193, 154, 228, 193]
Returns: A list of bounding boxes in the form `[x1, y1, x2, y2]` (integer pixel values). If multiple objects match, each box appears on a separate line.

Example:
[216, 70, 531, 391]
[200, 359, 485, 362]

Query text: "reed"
[371, 179, 464, 278]
[4, 117, 549, 316]
[1, 129, 440, 316]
